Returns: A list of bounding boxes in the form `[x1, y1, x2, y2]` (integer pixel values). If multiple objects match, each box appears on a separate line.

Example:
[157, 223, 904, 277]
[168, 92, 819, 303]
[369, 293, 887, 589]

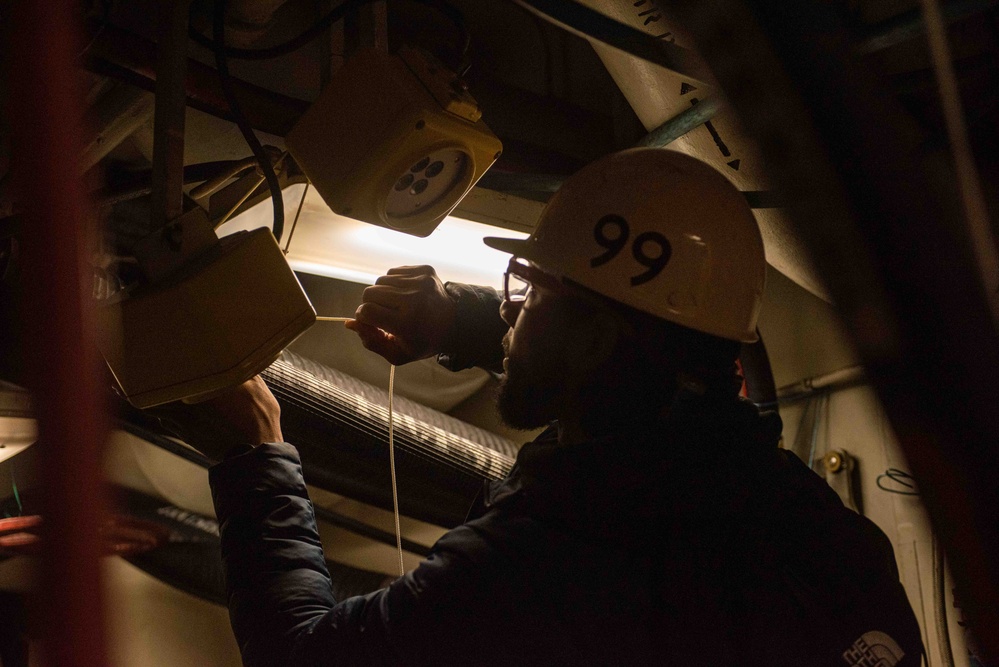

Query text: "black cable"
[191, 0, 469, 70]
[193, 0, 358, 60]
[876, 468, 920, 495]
[212, 0, 285, 242]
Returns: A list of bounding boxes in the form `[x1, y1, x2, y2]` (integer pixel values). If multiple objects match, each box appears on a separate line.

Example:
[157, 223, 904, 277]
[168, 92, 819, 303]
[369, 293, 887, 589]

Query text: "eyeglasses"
[503, 258, 565, 303]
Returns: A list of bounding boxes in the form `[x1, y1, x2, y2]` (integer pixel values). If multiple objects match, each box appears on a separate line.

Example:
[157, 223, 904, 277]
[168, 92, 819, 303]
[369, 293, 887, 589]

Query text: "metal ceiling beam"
[150, 0, 194, 229]
[82, 21, 309, 137]
[80, 83, 155, 171]
[509, 0, 713, 84]
[857, 0, 999, 54]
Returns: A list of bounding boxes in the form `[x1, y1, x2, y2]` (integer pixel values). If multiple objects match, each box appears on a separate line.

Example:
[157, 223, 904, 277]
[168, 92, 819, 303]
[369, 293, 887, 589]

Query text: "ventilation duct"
[255, 351, 516, 529]
[129, 350, 516, 529]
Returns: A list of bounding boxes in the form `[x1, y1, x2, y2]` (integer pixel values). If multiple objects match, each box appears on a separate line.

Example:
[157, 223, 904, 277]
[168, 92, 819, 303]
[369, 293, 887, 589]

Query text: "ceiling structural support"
[83, 21, 309, 137]
[856, 0, 999, 54]
[3, 1, 110, 665]
[80, 83, 155, 172]
[150, 0, 195, 230]
[657, 0, 999, 659]
[509, 0, 713, 84]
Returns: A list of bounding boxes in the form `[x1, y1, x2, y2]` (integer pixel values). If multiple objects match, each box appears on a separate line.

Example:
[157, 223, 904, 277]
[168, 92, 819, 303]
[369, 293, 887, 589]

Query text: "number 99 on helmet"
[483, 148, 766, 343]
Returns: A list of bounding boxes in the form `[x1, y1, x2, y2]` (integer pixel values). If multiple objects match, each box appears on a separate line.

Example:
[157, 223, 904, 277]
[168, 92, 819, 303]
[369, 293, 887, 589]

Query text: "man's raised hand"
[345, 265, 457, 366]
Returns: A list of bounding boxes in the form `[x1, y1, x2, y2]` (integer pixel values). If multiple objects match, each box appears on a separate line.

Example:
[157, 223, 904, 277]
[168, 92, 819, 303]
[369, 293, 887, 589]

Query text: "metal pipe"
[151, 0, 195, 230]
[3, 1, 110, 664]
[634, 97, 722, 148]
[188, 157, 258, 200]
[777, 365, 866, 401]
[856, 0, 999, 54]
[919, 0, 999, 320]
[81, 83, 155, 172]
[509, 0, 713, 84]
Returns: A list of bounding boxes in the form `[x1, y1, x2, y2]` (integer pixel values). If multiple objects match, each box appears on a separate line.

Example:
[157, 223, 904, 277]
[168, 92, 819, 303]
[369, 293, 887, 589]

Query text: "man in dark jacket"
[191, 149, 923, 665]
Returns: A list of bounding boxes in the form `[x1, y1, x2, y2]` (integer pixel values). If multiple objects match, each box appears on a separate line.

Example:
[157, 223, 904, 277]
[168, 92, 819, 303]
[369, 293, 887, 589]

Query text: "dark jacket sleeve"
[208, 442, 497, 667]
[436, 282, 507, 373]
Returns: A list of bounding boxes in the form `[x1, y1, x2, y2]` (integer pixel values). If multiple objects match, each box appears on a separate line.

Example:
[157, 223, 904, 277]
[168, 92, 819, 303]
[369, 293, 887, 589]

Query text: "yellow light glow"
[216, 184, 528, 288]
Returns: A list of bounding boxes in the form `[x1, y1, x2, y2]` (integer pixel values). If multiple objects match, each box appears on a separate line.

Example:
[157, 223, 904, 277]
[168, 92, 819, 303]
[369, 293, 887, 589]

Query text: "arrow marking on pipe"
[680, 82, 697, 95]
[689, 98, 733, 159]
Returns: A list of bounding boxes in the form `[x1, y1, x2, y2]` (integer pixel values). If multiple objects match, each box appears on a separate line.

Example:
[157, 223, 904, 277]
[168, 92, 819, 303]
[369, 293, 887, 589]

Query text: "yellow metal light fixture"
[286, 46, 502, 237]
[97, 208, 315, 408]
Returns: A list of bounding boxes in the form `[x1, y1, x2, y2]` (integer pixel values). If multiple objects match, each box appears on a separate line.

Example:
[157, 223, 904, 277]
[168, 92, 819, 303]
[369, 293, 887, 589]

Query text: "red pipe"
[4, 3, 110, 666]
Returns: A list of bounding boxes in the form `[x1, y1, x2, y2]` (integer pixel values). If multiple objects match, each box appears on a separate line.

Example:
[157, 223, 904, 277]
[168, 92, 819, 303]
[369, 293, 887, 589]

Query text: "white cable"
[316, 318, 405, 576]
[388, 363, 405, 577]
[920, 0, 999, 321]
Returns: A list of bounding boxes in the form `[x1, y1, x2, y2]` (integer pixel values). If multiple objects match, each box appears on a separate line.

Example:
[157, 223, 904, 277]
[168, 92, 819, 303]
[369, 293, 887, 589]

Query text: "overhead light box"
[217, 184, 529, 289]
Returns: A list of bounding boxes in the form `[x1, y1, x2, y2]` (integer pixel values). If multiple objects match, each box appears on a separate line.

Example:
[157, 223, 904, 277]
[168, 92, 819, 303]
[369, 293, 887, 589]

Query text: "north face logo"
[842, 630, 905, 667]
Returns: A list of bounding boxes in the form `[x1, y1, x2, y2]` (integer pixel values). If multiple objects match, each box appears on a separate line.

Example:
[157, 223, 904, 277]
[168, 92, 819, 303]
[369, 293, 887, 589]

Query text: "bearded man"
[185, 150, 922, 666]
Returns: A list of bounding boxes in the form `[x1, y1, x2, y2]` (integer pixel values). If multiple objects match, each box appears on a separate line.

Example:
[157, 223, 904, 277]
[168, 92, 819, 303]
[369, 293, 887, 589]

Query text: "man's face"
[496, 280, 579, 430]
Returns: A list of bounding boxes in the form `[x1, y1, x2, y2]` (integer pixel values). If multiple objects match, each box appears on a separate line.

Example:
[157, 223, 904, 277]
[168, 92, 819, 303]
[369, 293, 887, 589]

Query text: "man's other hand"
[345, 265, 457, 366]
[150, 376, 283, 461]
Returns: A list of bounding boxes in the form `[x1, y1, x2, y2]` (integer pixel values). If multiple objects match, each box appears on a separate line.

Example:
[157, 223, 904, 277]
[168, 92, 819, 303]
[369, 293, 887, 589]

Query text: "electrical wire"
[314, 319, 405, 576]
[190, 0, 470, 71]
[876, 468, 920, 495]
[388, 363, 404, 577]
[212, 0, 285, 242]
[284, 182, 309, 254]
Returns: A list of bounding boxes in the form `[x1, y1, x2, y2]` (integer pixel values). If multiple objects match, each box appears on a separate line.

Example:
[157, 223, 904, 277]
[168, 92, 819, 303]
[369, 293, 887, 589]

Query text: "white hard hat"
[484, 148, 766, 343]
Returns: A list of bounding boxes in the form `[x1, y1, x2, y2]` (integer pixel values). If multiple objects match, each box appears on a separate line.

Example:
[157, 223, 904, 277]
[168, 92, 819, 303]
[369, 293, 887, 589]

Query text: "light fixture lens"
[394, 173, 414, 191]
[385, 148, 469, 219]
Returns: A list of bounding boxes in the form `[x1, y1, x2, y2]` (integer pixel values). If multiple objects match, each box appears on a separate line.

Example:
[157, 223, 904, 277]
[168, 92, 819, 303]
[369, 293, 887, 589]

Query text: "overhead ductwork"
[136, 350, 518, 530]
[261, 351, 517, 528]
